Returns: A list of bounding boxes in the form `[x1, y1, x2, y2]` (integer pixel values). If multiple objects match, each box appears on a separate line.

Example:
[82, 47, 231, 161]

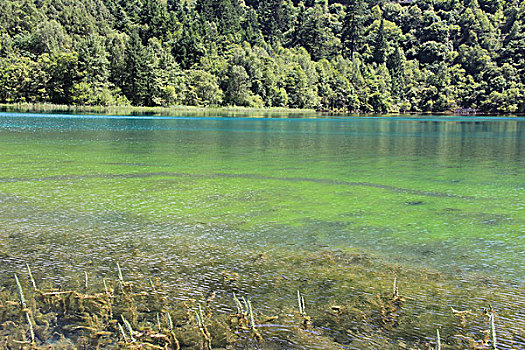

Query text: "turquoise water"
[0, 112, 524, 281]
[1, 112, 525, 349]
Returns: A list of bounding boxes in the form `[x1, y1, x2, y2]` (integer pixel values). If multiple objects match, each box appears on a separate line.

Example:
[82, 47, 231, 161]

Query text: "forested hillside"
[0, 0, 523, 113]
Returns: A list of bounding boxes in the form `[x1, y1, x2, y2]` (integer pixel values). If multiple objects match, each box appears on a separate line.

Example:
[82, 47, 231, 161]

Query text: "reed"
[117, 262, 124, 283]
[490, 312, 497, 350]
[14, 273, 26, 308]
[118, 323, 128, 343]
[156, 313, 162, 331]
[392, 277, 398, 297]
[195, 310, 202, 328]
[26, 264, 37, 290]
[195, 303, 212, 350]
[165, 310, 180, 350]
[14, 273, 35, 344]
[245, 299, 264, 342]
[241, 296, 249, 314]
[25, 312, 35, 345]
[233, 292, 243, 314]
[436, 329, 441, 350]
[297, 290, 305, 316]
[248, 300, 255, 329]
[195, 304, 205, 328]
[167, 311, 173, 330]
[121, 315, 135, 342]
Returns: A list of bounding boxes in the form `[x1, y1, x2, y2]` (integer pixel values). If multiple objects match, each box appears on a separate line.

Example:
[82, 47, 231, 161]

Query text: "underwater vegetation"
[0, 114, 524, 349]
[0, 238, 523, 350]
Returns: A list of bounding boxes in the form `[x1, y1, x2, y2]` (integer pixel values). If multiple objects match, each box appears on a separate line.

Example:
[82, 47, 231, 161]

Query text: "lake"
[0, 112, 524, 349]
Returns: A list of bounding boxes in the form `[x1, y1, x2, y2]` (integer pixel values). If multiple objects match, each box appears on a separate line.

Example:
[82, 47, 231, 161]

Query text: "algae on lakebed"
[0, 229, 524, 349]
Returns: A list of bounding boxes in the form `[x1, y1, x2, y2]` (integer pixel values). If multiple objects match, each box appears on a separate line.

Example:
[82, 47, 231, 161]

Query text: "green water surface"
[1, 112, 525, 348]
[0, 113, 525, 279]
[0, 113, 523, 280]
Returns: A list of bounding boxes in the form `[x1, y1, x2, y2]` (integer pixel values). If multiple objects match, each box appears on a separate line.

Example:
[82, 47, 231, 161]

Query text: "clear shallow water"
[0, 112, 524, 348]
[1, 112, 523, 279]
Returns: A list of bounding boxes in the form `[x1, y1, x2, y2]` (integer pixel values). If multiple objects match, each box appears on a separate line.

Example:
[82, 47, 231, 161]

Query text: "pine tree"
[373, 17, 388, 64]
[122, 30, 147, 105]
[342, 0, 367, 57]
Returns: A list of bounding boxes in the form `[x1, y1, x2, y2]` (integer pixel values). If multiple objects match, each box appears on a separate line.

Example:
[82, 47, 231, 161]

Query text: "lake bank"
[0, 103, 317, 118]
[2, 103, 524, 119]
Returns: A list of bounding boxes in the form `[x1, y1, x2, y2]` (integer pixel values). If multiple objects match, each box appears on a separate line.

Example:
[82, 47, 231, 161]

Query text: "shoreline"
[0, 103, 317, 117]
[1, 103, 524, 118]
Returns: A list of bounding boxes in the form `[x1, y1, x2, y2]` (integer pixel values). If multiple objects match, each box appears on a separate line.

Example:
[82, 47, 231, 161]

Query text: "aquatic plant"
[0, 239, 523, 349]
[14, 273, 26, 308]
[117, 262, 125, 283]
[233, 292, 243, 314]
[167, 312, 173, 330]
[14, 273, 35, 345]
[26, 264, 37, 290]
[118, 322, 128, 343]
[244, 300, 253, 330]
[297, 290, 305, 316]
[490, 312, 497, 350]
[121, 315, 135, 342]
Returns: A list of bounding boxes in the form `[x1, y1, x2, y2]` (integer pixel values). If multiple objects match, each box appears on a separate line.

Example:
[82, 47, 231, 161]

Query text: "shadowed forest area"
[0, 0, 524, 113]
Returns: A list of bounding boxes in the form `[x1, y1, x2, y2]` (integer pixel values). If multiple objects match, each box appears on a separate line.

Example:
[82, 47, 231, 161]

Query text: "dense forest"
[0, 0, 523, 113]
